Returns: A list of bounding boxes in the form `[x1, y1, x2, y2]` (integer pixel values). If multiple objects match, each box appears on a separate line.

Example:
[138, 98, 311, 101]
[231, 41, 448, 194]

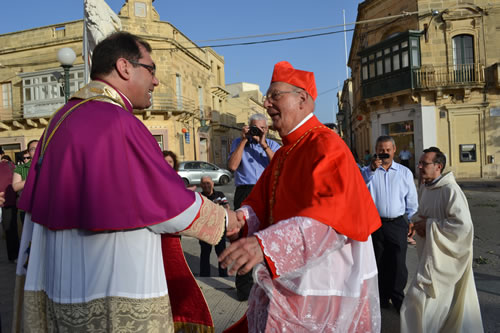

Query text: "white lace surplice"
[21, 193, 214, 332]
[242, 206, 381, 333]
[24, 193, 207, 302]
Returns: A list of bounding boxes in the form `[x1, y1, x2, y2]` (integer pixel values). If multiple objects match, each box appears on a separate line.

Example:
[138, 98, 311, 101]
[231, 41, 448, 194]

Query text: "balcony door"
[452, 35, 474, 82]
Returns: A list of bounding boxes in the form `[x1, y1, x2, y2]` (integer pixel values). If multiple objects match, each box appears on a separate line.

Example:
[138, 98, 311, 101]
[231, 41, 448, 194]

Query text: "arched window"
[452, 34, 474, 82]
[452, 34, 474, 65]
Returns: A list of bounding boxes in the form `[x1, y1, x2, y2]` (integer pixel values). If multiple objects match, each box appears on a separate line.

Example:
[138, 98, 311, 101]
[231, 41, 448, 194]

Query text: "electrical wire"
[317, 84, 343, 97]
[163, 9, 432, 50]
[191, 10, 422, 44]
[162, 28, 355, 51]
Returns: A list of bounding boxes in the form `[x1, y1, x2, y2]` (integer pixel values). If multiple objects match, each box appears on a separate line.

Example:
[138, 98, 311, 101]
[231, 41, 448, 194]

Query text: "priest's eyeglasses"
[128, 60, 156, 76]
[418, 161, 436, 166]
[262, 90, 300, 103]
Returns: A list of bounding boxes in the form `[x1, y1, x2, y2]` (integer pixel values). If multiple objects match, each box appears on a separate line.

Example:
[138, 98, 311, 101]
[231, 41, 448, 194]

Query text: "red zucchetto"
[271, 61, 318, 100]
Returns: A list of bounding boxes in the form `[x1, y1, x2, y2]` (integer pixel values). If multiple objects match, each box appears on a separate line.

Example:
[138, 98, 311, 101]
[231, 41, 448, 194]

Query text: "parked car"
[178, 161, 232, 186]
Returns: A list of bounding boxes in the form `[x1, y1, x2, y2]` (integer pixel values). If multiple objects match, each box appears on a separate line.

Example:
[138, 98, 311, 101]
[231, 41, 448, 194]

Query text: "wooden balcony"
[413, 63, 485, 89]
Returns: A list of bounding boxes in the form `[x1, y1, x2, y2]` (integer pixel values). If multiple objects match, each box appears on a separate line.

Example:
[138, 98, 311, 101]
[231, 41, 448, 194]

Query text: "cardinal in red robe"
[220, 61, 382, 332]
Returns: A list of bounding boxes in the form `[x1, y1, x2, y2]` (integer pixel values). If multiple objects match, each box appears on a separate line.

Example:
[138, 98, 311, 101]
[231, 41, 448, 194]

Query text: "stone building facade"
[0, 0, 232, 165]
[210, 82, 280, 167]
[347, 0, 500, 178]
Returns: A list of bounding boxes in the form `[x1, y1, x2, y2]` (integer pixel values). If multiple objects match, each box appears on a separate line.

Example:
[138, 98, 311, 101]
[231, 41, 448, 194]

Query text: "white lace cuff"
[237, 205, 260, 236]
[254, 217, 346, 277]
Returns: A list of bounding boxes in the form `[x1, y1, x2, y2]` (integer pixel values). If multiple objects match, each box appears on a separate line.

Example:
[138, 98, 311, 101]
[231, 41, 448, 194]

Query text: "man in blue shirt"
[361, 135, 418, 312]
[227, 113, 280, 301]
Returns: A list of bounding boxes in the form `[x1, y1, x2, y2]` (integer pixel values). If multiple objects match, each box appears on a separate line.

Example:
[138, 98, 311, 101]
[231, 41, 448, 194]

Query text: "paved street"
[1, 180, 499, 332]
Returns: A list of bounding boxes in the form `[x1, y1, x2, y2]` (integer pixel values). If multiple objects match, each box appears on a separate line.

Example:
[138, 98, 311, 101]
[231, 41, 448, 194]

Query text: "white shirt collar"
[288, 113, 314, 135]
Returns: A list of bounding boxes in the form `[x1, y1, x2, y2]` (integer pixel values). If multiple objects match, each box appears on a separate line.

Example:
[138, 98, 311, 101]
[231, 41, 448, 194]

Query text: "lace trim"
[248, 270, 381, 332]
[180, 197, 226, 245]
[239, 205, 260, 236]
[255, 217, 346, 278]
[24, 291, 174, 333]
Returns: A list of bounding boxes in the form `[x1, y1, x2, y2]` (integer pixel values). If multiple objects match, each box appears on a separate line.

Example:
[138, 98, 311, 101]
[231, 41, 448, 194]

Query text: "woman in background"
[163, 150, 178, 170]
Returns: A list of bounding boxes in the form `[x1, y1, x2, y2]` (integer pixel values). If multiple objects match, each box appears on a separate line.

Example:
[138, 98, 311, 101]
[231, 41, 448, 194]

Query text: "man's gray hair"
[249, 113, 267, 123]
[375, 135, 396, 147]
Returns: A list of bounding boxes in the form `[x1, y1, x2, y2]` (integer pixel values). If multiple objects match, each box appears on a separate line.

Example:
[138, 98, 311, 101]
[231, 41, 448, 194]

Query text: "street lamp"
[57, 47, 76, 103]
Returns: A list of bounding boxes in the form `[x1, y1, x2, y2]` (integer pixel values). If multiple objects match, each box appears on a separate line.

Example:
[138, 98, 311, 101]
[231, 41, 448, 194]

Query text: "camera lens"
[249, 126, 262, 137]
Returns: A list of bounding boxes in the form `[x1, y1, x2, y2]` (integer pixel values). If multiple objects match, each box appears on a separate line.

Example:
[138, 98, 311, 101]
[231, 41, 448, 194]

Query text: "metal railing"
[413, 63, 485, 88]
[150, 93, 198, 113]
[1, 93, 211, 122]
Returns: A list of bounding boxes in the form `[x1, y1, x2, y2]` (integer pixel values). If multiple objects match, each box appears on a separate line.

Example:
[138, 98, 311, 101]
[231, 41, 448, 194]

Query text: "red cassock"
[246, 115, 380, 244]
[225, 115, 381, 332]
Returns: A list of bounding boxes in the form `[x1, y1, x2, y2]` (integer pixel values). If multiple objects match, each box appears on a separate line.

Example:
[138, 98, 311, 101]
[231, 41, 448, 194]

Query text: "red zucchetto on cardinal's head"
[271, 61, 317, 100]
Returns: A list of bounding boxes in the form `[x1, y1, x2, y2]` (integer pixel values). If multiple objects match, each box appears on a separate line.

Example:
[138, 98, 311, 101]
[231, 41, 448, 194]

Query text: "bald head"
[200, 176, 214, 195]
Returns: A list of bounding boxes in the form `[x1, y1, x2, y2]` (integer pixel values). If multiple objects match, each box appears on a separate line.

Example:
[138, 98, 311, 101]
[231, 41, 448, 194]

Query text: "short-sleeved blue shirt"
[228, 138, 280, 186]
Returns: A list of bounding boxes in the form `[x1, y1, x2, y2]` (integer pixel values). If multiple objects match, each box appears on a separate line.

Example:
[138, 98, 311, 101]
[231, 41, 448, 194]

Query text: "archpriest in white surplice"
[402, 147, 483, 333]
[15, 32, 242, 333]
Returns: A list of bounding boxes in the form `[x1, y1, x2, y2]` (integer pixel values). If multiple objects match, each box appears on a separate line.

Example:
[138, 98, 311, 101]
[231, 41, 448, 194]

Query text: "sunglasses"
[23, 156, 31, 160]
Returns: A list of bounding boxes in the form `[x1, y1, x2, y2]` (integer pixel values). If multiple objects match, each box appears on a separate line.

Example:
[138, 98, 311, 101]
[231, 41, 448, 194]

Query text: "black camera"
[374, 153, 390, 159]
[248, 126, 263, 137]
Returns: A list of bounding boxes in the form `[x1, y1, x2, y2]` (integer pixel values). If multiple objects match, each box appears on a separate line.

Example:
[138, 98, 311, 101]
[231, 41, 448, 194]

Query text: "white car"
[178, 161, 232, 186]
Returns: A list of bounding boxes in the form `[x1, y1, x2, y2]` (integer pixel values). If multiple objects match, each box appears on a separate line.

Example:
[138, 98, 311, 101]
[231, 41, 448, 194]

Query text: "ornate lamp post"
[57, 47, 76, 103]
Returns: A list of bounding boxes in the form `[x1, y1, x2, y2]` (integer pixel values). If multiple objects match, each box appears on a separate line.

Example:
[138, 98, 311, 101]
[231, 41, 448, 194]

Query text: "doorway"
[382, 120, 415, 173]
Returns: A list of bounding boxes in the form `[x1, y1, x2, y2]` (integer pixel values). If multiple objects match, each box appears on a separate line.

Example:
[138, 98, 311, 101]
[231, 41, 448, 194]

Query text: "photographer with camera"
[227, 113, 280, 300]
[361, 135, 418, 312]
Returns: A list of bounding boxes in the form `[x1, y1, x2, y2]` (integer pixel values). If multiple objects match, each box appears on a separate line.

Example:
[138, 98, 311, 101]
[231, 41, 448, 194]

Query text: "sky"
[0, 0, 364, 124]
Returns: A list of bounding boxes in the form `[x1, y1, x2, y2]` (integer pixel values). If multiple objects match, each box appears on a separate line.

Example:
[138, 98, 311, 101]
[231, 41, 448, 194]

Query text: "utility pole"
[343, 9, 349, 79]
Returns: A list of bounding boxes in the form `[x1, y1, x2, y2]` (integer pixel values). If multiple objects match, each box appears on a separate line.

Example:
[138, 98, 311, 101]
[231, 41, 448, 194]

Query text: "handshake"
[226, 209, 246, 240]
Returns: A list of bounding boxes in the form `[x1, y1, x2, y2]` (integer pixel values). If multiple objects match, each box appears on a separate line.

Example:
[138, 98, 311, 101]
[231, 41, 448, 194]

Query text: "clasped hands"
[226, 209, 245, 239]
[221, 209, 264, 275]
[409, 215, 427, 238]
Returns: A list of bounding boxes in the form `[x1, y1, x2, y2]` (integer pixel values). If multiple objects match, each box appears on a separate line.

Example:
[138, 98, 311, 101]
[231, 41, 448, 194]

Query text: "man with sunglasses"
[14, 32, 243, 333]
[22, 152, 31, 164]
[220, 61, 381, 332]
[401, 147, 483, 332]
[12, 140, 38, 194]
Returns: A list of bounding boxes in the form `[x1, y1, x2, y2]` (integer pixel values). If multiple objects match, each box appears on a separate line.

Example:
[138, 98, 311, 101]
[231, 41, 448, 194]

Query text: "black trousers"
[2, 206, 19, 261]
[371, 216, 408, 310]
[199, 237, 228, 277]
[234, 185, 255, 301]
